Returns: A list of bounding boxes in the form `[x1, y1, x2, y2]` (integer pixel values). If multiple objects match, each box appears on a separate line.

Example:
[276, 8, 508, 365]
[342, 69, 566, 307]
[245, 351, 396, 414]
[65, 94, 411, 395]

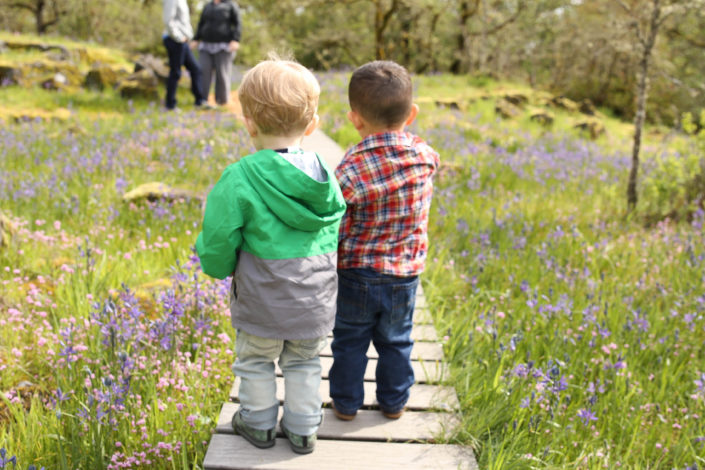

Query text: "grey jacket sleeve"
[163, 0, 192, 42]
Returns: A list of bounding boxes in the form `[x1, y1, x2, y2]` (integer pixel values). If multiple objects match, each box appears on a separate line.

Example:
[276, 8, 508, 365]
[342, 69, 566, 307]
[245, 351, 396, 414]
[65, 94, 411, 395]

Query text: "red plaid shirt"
[335, 131, 439, 276]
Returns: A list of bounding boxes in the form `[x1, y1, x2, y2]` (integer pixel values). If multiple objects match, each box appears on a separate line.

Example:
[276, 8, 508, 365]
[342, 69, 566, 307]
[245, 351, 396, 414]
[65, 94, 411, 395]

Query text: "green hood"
[241, 149, 344, 231]
[196, 148, 345, 279]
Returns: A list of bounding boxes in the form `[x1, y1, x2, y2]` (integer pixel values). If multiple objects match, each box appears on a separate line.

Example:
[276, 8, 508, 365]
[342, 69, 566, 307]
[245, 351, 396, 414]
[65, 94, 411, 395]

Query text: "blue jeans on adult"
[329, 268, 418, 415]
[162, 36, 206, 109]
[233, 330, 327, 437]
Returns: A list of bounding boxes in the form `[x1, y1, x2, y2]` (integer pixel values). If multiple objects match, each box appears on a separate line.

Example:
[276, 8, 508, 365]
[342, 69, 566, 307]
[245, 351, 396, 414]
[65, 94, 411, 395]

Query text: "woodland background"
[1, 0, 704, 127]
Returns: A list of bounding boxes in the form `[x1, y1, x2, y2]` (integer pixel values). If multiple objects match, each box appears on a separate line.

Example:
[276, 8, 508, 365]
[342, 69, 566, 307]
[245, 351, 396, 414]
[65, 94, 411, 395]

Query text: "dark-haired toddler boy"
[329, 60, 440, 420]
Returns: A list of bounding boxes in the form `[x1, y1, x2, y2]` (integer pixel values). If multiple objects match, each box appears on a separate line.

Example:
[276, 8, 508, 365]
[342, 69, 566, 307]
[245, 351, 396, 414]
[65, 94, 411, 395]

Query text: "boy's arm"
[196, 170, 244, 279]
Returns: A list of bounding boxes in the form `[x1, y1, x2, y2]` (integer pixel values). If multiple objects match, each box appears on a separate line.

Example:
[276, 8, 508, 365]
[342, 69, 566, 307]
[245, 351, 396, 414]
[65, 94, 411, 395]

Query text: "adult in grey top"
[162, 0, 207, 110]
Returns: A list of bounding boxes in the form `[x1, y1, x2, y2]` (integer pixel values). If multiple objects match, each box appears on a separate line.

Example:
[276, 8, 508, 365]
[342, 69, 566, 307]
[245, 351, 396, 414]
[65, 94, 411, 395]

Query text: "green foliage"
[640, 112, 705, 222]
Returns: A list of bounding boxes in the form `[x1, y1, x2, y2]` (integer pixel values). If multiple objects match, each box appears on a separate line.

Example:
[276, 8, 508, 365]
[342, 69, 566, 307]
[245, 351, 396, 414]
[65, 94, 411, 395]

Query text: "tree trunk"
[35, 0, 46, 34]
[627, 0, 662, 211]
[450, 0, 473, 74]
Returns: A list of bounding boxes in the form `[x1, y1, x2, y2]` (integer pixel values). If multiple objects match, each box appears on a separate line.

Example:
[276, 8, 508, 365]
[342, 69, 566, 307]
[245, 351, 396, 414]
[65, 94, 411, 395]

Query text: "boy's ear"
[304, 113, 320, 136]
[404, 103, 419, 126]
[347, 110, 365, 131]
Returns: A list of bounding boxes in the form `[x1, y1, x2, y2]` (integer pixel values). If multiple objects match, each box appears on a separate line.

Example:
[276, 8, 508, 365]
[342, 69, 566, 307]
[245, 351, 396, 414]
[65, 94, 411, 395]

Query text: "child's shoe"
[280, 419, 316, 454]
[331, 401, 356, 421]
[232, 410, 275, 449]
[381, 407, 404, 419]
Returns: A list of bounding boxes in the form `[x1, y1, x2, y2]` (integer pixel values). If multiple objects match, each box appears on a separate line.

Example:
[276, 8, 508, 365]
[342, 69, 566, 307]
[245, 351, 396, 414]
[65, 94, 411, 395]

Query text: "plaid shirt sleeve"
[336, 132, 439, 277]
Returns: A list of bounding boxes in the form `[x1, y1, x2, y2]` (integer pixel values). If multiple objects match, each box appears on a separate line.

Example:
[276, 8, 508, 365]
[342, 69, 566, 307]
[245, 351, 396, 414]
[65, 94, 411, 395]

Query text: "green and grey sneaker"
[280, 420, 316, 454]
[232, 410, 275, 449]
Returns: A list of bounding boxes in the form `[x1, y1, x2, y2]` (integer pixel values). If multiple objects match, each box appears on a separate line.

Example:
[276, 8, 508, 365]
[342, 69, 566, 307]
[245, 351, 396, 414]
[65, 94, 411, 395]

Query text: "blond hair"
[238, 54, 320, 137]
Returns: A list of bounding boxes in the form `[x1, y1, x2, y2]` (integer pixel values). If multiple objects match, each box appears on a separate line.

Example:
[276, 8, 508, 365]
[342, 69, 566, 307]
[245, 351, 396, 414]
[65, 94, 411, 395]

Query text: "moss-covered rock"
[122, 182, 203, 203]
[530, 110, 555, 127]
[574, 119, 605, 139]
[0, 107, 72, 123]
[0, 62, 23, 85]
[495, 99, 521, 119]
[85, 65, 129, 91]
[118, 68, 160, 100]
[0, 211, 16, 248]
[550, 96, 579, 112]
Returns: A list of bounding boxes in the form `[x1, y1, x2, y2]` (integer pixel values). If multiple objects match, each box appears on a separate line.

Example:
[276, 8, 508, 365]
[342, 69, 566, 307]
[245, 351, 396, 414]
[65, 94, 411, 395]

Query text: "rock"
[574, 119, 605, 139]
[0, 63, 22, 85]
[435, 100, 462, 111]
[122, 182, 203, 203]
[549, 96, 579, 112]
[502, 93, 528, 107]
[530, 110, 554, 126]
[8, 108, 71, 123]
[0, 212, 16, 247]
[85, 65, 126, 91]
[41, 72, 68, 91]
[134, 54, 169, 83]
[579, 99, 597, 116]
[495, 99, 521, 119]
[118, 68, 160, 100]
[29, 60, 83, 86]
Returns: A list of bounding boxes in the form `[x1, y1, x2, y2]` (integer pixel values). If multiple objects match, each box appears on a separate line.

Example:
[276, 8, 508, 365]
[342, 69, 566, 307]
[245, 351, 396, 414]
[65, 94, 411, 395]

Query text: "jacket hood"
[240, 149, 346, 232]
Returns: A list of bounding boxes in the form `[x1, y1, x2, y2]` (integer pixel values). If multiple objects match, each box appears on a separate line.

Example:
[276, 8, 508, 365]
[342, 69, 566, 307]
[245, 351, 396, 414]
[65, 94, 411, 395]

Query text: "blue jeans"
[232, 330, 327, 436]
[329, 268, 418, 415]
[162, 36, 206, 109]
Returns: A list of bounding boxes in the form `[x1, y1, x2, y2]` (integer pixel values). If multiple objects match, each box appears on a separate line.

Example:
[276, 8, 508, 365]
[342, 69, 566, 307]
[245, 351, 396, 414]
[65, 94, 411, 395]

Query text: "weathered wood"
[276, 356, 447, 383]
[203, 434, 477, 470]
[320, 338, 444, 360]
[215, 402, 459, 442]
[230, 377, 459, 411]
[414, 306, 433, 324]
[301, 128, 346, 169]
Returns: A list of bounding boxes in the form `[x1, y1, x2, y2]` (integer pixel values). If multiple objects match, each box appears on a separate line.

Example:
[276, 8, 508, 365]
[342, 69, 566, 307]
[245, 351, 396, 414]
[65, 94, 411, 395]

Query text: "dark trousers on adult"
[163, 36, 206, 110]
[199, 48, 234, 105]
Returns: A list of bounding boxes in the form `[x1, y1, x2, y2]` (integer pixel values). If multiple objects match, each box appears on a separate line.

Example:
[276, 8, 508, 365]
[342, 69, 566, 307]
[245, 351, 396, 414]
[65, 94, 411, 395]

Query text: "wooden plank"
[203, 434, 478, 470]
[320, 339, 444, 360]
[275, 356, 447, 384]
[301, 128, 346, 169]
[230, 377, 459, 412]
[215, 402, 459, 442]
[414, 305, 433, 324]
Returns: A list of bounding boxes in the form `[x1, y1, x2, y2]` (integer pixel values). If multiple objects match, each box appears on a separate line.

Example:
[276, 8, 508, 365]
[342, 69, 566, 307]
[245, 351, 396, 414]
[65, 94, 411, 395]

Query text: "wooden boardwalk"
[202, 129, 476, 469]
[203, 287, 477, 470]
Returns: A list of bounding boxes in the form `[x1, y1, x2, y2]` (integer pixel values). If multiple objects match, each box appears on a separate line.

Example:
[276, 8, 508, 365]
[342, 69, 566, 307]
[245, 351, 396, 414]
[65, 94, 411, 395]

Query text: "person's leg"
[231, 330, 281, 432]
[279, 336, 327, 448]
[163, 36, 183, 110]
[182, 45, 206, 105]
[372, 275, 418, 416]
[198, 49, 214, 103]
[329, 269, 376, 416]
[213, 49, 234, 105]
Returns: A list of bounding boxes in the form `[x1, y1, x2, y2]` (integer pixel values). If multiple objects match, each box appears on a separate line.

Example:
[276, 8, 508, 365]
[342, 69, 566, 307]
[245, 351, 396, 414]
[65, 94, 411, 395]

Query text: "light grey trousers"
[199, 48, 235, 105]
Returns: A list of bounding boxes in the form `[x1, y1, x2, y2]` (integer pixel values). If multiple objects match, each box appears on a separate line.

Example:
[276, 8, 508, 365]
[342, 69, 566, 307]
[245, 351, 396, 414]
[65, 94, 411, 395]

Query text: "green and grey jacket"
[196, 149, 346, 340]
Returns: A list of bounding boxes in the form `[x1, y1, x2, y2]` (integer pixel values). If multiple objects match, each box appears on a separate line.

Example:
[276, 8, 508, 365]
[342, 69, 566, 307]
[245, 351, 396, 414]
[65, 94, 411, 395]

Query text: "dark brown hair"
[348, 60, 412, 128]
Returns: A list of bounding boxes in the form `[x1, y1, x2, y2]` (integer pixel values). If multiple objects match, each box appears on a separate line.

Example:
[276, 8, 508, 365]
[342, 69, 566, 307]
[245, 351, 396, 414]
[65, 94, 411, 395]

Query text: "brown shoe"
[331, 401, 356, 421]
[381, 408, 404, 419]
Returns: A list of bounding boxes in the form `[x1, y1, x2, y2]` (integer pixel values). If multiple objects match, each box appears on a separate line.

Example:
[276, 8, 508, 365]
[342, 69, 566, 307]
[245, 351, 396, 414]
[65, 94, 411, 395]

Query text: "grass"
[1, 38, 704, 469]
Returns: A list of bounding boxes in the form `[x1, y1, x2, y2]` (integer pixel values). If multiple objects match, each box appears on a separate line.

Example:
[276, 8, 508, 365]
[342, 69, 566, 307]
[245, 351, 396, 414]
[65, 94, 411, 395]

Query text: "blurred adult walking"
[192, 0, 242, 106]
[162, 0, 208, 110]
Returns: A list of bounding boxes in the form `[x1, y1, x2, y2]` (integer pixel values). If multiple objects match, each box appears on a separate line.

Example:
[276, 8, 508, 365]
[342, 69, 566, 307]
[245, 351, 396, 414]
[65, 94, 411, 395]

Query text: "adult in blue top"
[192, 0, 241, 106]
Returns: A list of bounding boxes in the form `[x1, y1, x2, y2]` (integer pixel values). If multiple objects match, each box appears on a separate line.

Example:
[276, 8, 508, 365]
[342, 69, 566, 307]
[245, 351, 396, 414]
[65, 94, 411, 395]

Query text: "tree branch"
[8, 1, 38, 12]
[467, 0, 525, 37]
